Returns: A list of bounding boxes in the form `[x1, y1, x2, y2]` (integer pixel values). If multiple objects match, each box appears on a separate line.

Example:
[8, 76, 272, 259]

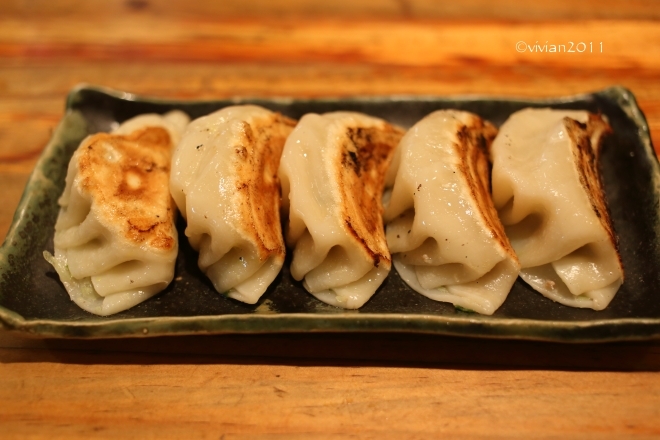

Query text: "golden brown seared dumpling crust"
[491, 108, 623, 310]
[454, 117, 516, 262]
[233, 114, 296, 262]
[170, 105, 295, 305]
[77, 127, 177, 251]
[337, 125, 405, 269]
[565, 115, 620, 262]
[279, 112, 404, 309]
[45, 111, 190, 316]
[385, 110, 520, 315]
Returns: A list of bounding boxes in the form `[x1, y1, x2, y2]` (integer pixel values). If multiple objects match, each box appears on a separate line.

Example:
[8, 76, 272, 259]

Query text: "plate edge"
[1, 85, 659, 343]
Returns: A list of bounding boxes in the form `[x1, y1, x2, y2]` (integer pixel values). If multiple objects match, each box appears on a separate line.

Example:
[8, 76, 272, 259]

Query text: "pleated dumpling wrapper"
[490, 108, 623, 310]
[279, 112, 404, 309]
[170, 105, 296, 304]
[44, 111, 190, 316]
[384, 110, 520, 315]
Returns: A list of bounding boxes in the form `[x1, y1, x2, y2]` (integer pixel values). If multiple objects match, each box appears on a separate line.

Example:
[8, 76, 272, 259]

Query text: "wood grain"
[1, 2, 660, 438]
[2, 361, 659, 438]
[2, 332, 660, 438]
[2, 0, 660, 20]
[1, 18, 659, 70]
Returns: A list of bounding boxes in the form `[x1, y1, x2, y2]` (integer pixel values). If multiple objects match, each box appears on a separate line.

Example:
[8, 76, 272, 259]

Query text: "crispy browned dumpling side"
[279, 111, 404, 309]
[47, 110, 189, 317]
[169, 105, 296, 305]
[383, 110, 520, 315]
[490, 108, 623, 310]
[565, 114, 620, 264]
[77, 126, 177, 251]
[232, 113, 297, 261]
[335, 124, 405, 269]
[455, 115, 518, 262]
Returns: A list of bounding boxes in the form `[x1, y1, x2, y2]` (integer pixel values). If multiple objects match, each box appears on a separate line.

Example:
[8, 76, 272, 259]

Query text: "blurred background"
[1, 0, 659, 238]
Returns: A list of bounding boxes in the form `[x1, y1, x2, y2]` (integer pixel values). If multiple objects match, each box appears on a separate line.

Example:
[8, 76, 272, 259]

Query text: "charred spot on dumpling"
[233, 112, 297, 262]
[242, 121, 255, 144]
[76, 126, 177, 252]
[337, 122, 405, 268]
[344, 217, 383, 268]
[453, 116, 517, 262]
[347, 149, 360, 173]
[235, 145, 248, 159]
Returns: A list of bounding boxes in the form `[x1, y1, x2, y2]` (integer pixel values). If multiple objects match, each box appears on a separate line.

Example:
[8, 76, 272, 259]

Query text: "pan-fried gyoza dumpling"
[279, 112, 404, 309]
[44, 110, 190, 316]
[170, 105, 296, 304]
[491, 108, 623, 310]
[384, 110, 520, 315]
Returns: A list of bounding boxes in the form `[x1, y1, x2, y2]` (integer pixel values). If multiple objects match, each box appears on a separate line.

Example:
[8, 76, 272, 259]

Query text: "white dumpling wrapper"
[170, 105, 295, 304]
[45, 111, 189, 316]
[279, 112, 404, 309]
[384, 110, 520, 315]
[490, 108, 623, 310]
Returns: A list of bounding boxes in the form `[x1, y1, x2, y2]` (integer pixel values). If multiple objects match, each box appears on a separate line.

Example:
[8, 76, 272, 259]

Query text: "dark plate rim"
[1, 84, 658, 342]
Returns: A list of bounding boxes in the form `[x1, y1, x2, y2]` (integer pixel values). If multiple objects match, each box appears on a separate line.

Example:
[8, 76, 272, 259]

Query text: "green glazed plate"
[1, 85, 659, 342]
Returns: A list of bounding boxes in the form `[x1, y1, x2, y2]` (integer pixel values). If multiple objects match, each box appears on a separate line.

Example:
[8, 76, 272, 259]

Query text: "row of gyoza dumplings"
[45, 105, 624, 316]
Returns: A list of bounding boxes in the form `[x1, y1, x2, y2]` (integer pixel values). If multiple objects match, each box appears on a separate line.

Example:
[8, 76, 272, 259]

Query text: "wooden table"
[1, 1, 660, 437]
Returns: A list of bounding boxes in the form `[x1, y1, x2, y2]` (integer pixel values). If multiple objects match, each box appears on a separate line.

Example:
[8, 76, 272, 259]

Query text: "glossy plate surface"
[1, 85, 659, 341]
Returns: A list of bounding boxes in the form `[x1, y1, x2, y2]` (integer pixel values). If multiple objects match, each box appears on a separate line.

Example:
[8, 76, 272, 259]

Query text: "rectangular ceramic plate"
[1, 85, 659, 342]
